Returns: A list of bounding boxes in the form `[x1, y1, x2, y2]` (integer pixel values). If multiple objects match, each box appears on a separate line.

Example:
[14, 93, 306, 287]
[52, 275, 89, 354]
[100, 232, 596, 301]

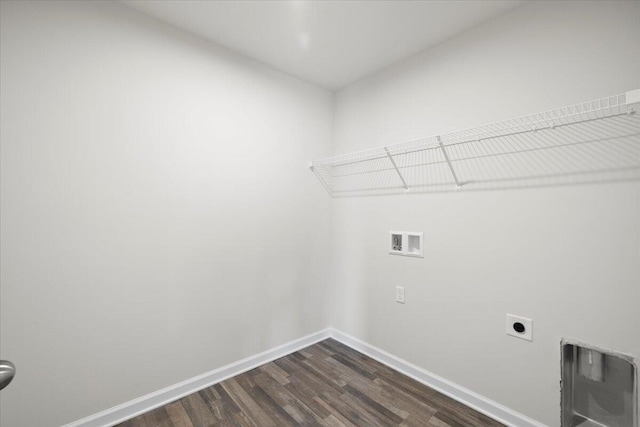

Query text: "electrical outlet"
[506, 314, 533, 341]
[395, 286, 405, 304]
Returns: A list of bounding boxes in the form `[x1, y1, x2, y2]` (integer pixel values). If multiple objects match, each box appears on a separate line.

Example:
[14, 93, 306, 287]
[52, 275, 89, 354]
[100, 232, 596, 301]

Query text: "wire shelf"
[310, 90, 640, 197]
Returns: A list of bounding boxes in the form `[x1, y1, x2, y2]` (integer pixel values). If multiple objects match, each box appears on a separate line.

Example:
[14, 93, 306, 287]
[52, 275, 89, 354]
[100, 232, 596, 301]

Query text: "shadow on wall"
[311, 93, 640, 197]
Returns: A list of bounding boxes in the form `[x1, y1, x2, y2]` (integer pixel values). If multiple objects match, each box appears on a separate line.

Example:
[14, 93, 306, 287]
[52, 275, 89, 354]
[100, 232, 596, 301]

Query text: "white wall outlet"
[395, 286, 405, 304]
[506, 314, 533, 341]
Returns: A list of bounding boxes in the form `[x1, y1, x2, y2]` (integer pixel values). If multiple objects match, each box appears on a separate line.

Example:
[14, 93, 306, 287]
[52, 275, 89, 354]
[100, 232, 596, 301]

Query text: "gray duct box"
[561, 340, 638, 427]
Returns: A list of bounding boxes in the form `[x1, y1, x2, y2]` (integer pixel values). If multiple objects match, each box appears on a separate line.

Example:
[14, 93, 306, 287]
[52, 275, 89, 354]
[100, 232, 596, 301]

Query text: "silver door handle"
[0, 360, 16, 390]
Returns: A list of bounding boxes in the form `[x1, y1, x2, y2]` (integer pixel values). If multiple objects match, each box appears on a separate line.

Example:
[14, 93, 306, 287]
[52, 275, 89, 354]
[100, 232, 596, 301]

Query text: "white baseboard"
[329, 328, 547, 427]
[63, 327, 546, 427]
[62, 328, 332, 427]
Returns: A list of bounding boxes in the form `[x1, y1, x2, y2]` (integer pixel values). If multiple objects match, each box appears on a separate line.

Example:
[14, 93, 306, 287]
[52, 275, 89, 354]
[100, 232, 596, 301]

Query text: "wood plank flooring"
[117, 339, 504, 427]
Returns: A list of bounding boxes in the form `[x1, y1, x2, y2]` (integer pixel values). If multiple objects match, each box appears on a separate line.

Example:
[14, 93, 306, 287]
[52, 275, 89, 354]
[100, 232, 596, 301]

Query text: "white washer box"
[389, 231, 423, 258]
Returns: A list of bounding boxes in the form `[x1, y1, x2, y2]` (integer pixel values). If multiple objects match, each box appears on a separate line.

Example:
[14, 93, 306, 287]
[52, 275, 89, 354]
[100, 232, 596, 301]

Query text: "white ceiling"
[120, 0, 524, 91]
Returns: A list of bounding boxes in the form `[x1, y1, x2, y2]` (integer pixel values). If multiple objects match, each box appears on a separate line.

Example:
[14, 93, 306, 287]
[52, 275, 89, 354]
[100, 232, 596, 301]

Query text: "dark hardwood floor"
[117, 339, 504, 427]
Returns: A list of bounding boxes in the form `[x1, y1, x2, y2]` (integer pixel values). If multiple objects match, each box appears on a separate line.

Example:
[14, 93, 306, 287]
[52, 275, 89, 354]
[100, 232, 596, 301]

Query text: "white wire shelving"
[310, 89, 640, 197]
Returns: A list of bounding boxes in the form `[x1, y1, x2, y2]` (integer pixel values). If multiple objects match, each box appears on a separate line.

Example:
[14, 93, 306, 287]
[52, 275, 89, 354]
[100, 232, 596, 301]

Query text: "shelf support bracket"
[384, 147, 409, 191]
[437, 136, 462, 190]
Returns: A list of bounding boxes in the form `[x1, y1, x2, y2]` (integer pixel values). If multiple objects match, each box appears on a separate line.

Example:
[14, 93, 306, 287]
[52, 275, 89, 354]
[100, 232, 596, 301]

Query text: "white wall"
[2, 1, 639, 427]
[0, 1, 333, 426]
[331, 1, 640, 426]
